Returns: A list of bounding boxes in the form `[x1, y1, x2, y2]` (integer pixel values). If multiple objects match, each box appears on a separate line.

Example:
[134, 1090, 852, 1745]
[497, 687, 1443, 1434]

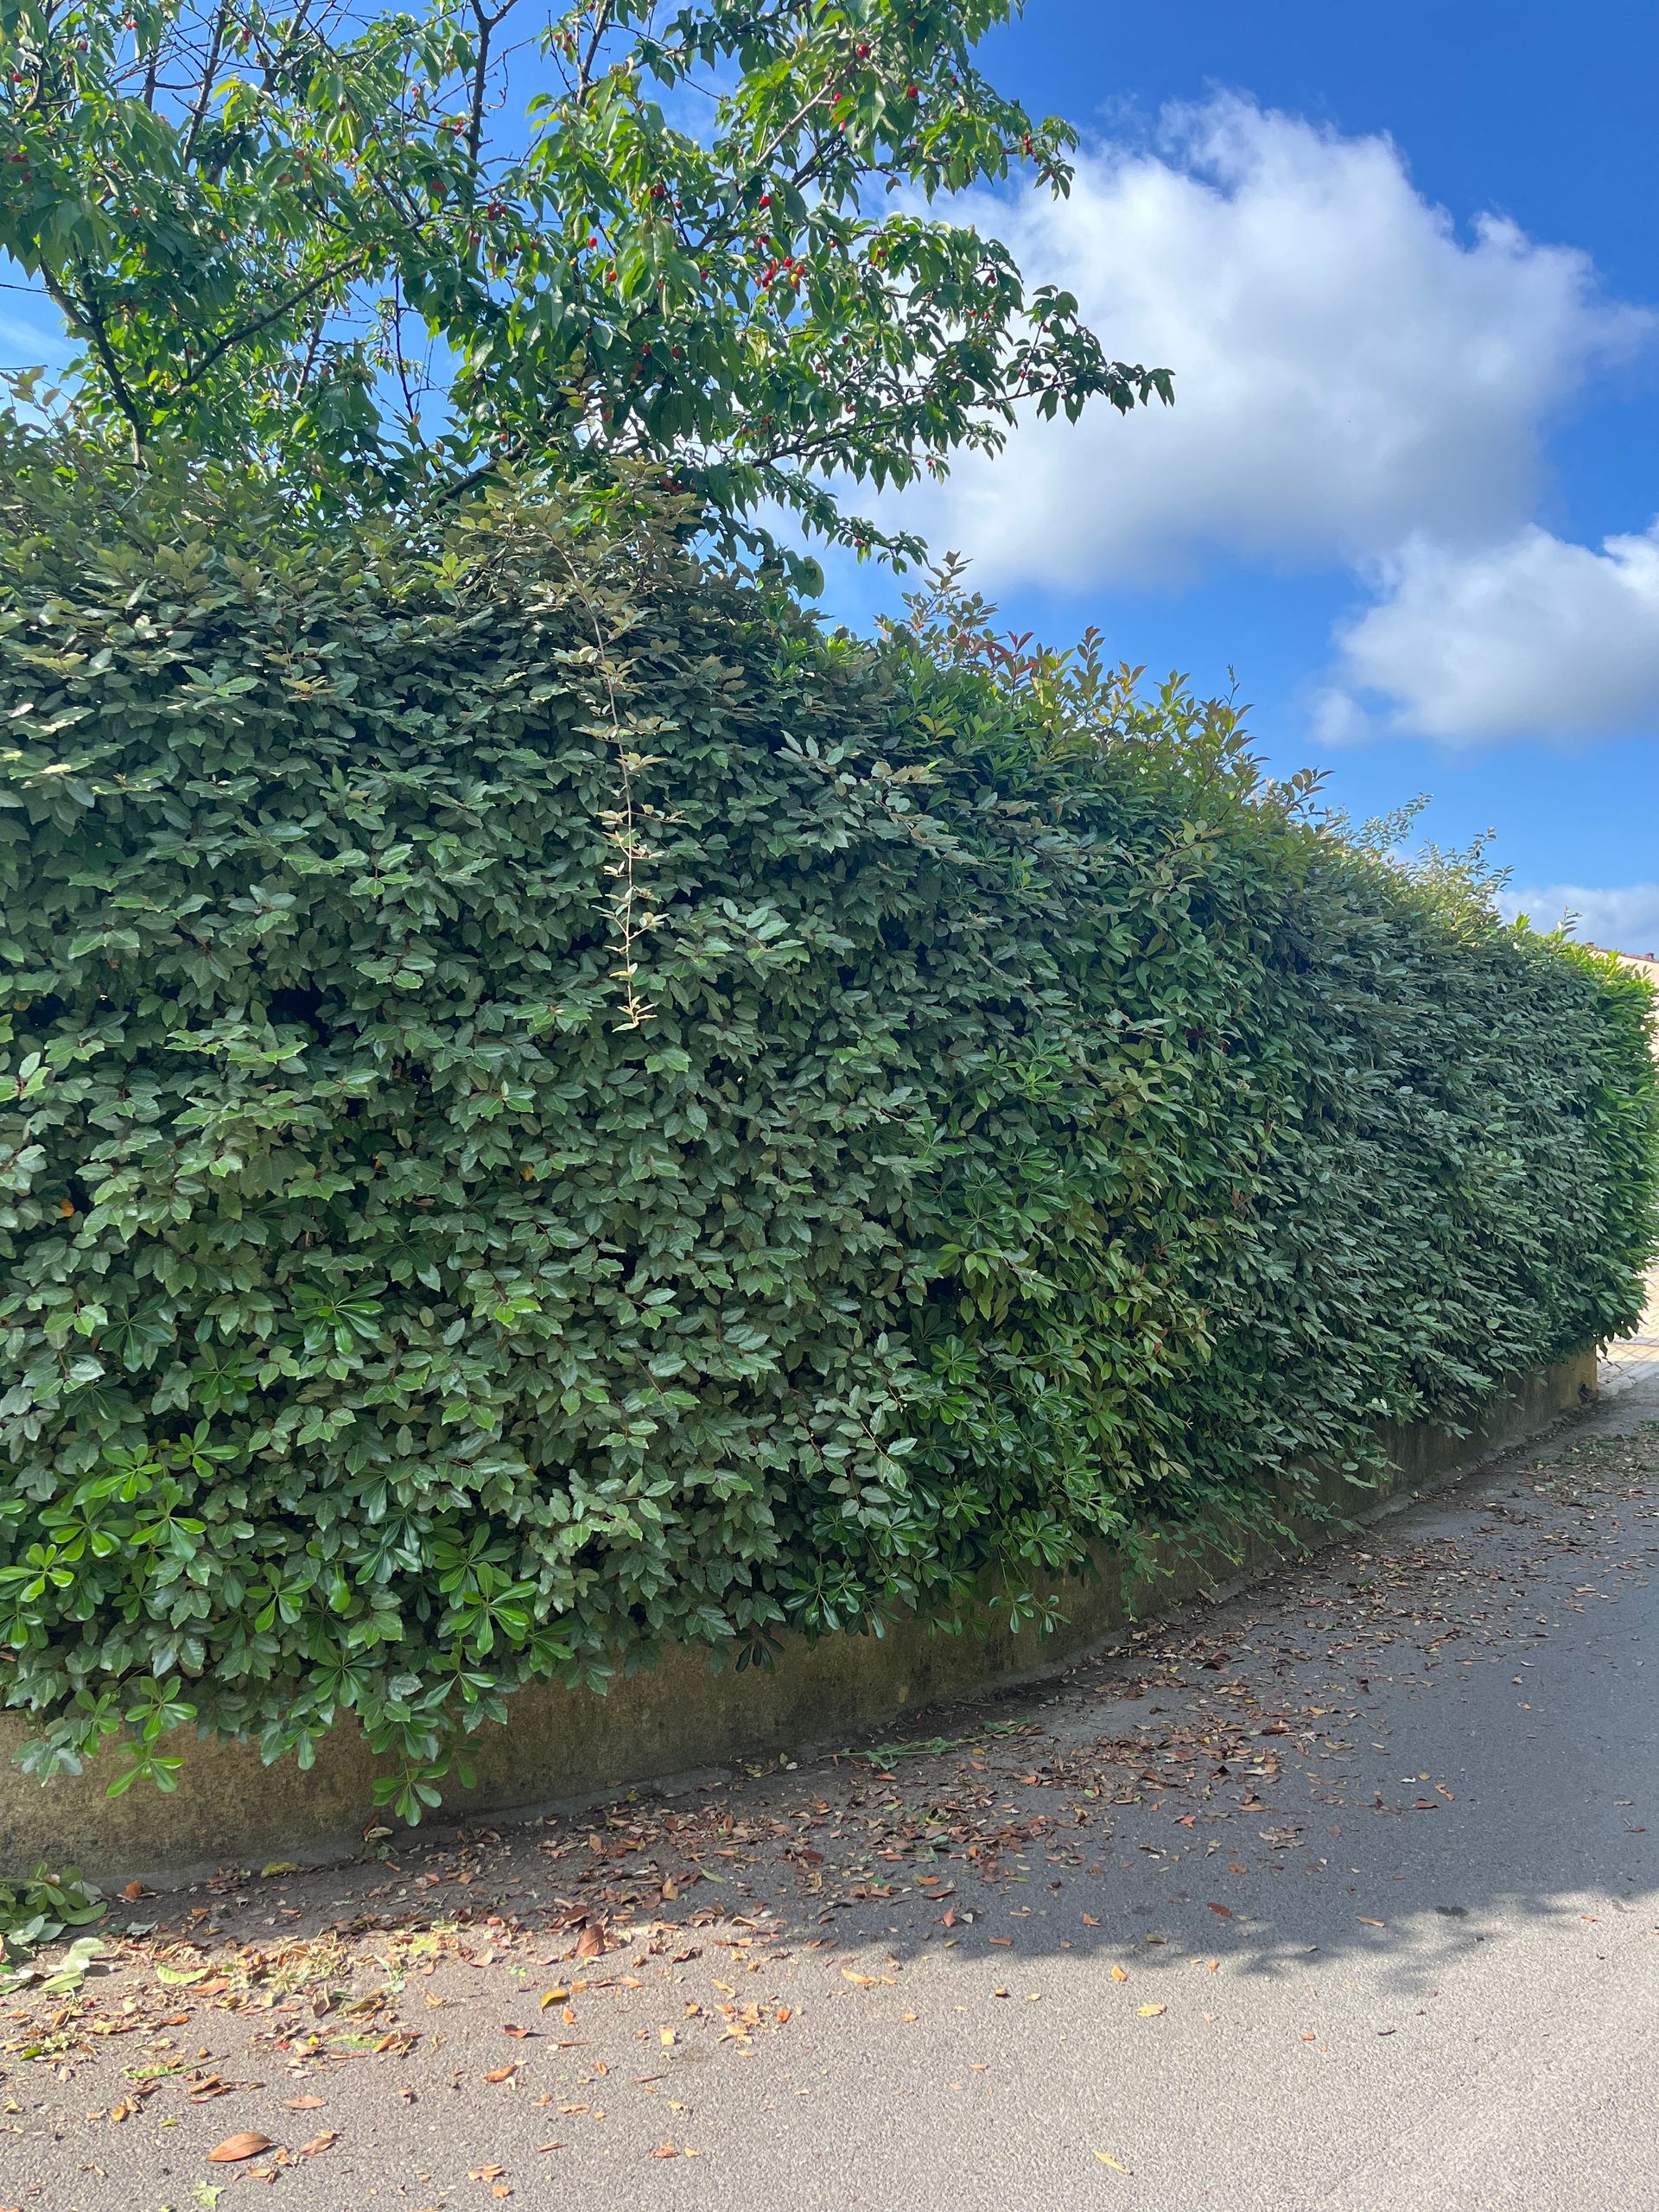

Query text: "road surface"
[3, 1365, 1656, 2211]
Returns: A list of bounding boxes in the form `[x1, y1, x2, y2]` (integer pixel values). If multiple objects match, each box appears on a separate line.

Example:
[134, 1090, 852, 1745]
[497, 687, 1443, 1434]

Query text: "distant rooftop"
[1586, 944, 1659, 978]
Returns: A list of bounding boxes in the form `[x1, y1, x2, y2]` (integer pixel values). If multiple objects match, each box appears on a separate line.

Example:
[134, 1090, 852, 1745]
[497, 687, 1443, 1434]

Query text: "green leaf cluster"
[0, 1861, 104, 1989]
[1, 439, 1655, 1821]
[0, 0, 1171, 575]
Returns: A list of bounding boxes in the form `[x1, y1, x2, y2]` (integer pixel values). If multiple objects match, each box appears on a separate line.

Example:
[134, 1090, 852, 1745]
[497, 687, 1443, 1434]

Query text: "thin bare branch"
[40, 263, 149, 451]
[176, 251, 369, 387]
[294, 314, 326, 396]
[576, 0, 615, 99]
[259, 0, 321, 92]
[466, 2, 492, 162]
[181, 0, 230, 159]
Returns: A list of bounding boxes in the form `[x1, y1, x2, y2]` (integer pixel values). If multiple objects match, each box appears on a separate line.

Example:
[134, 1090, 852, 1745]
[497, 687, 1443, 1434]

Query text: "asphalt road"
[4, 1368, 1656, 2212]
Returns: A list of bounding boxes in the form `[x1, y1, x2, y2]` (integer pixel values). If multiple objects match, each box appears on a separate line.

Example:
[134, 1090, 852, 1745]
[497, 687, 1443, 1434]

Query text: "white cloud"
[1321, 524, 1659, 743]
[1497, 881, 1659, 957]
[899, 96, 1638, 588]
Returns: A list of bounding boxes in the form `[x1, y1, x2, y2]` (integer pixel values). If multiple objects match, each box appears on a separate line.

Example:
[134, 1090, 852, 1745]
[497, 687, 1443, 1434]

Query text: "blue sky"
[822, 0, 1659, 950]
[7, 1, 1656, 946]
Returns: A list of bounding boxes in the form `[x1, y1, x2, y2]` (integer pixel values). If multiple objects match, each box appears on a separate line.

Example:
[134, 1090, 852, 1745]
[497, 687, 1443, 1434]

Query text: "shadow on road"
[26, 1408, 1653, 2006]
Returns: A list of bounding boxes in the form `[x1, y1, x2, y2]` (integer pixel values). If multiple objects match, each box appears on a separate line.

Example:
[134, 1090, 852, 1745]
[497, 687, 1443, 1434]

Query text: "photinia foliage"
[0, 0, 1171, 575]
[0, 435, 1655, 1820]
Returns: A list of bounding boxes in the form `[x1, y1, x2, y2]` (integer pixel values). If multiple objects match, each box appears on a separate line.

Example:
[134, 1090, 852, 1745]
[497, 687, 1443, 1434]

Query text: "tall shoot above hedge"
[2, 445, 1655, 1820]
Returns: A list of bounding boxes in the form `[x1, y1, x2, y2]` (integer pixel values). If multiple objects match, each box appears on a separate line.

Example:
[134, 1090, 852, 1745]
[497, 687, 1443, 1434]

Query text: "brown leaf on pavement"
[299, 2132, 339, 2157]
[207, 2132, 274, 2163]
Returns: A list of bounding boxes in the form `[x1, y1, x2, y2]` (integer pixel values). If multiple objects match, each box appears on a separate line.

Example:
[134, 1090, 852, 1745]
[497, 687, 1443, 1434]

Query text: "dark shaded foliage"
[2, 445, 1653, 1816]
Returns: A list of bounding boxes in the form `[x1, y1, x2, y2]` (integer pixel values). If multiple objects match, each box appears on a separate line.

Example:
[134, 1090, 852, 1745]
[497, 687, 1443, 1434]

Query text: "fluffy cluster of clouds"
[1497, 881, 1659, 956]
[893, 96, 1656, 750]
[1320, 525, 1659, 744]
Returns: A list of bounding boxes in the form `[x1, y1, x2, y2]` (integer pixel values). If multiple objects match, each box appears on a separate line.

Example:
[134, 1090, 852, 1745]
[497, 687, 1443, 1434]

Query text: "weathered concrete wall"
[0, 1353, 1596, 1883]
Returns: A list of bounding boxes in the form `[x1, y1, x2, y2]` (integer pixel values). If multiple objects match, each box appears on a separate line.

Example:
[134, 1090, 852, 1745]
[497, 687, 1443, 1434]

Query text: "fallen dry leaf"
[468, 2167, 506, 2181]
[285, 2095, 326, 2112]
[1109, 1965, 1128, 1983]
[1207, 1903, 1233, 1918]
[1095, 2150, 1133, 2174]
[207, 2132, 274, 2164]
[1137, 2004, 1166, 2018]
[483, 2065, 518, 2084]
[842, 1970, 878, 1986]
[574, 1923, 607, 1961]
[299, 2132, 338, 2158]
[1357, 1917, 1385, 1929]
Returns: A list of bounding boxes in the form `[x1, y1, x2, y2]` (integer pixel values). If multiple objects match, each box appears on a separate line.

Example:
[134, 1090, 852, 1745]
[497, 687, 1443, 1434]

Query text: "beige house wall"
[1606, 946, 1659, 1340]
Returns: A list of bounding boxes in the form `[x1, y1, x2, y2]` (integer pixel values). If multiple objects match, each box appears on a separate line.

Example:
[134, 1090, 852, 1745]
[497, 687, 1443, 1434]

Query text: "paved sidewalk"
[4, 1369, 1657, 2212]
[1599, 1265, 1659, 1395]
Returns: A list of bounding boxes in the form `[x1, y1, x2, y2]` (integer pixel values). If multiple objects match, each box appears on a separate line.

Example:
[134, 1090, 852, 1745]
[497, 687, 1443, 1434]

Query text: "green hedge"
[2, 451, 1655, 1817]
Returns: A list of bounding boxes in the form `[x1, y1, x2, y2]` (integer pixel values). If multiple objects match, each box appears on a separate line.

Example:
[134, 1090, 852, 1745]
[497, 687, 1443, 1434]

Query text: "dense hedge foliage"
[2, 448, 1656, 1817]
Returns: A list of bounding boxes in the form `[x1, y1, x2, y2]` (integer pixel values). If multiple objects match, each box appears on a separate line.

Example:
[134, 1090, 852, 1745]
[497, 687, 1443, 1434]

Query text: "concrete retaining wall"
[0, 1353, 1596, 1882]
